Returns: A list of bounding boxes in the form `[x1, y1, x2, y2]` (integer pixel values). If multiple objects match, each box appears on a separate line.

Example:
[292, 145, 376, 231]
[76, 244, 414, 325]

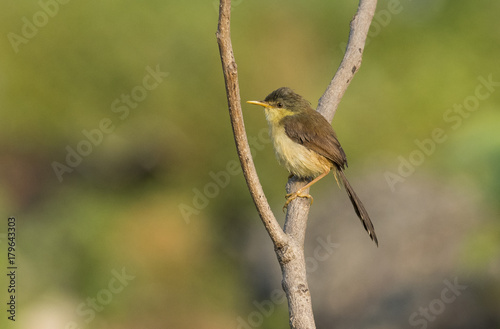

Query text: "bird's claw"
[282, 191, 313, 212]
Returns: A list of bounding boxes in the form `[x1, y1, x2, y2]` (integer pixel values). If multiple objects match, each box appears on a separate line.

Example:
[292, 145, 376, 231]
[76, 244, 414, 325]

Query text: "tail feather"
[337, 169, 378, 246]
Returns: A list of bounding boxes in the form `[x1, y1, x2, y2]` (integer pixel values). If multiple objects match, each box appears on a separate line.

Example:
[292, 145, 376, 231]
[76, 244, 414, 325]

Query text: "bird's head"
[247, 87, 312, 123]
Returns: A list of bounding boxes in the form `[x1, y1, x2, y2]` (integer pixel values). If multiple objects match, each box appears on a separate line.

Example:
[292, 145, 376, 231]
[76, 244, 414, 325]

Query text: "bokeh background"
[1, 0, 499, 328]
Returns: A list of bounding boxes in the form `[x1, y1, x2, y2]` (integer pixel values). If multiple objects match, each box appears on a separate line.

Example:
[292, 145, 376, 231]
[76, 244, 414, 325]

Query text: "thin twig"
[318, 0, 378, 121]
[216, 0, 287, 249]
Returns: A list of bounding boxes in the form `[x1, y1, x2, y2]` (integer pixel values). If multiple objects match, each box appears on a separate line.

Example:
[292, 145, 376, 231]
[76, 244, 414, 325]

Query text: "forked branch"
[216, 1, 377, 328]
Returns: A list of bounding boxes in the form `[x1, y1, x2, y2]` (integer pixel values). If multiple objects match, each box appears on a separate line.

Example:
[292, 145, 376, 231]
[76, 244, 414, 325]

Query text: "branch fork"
[216, 1, 377, 328]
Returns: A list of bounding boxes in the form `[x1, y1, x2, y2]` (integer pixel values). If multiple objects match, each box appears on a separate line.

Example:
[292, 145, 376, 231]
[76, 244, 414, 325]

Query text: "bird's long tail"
[337, 169, 378, 246]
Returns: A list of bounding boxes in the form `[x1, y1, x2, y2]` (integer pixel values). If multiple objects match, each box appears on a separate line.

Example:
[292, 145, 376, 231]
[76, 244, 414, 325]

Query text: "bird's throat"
[264, 107, 295, 125]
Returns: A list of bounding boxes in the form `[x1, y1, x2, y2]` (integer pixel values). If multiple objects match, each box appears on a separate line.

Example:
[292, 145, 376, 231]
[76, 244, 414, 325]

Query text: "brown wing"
[282, 110, 348, 169]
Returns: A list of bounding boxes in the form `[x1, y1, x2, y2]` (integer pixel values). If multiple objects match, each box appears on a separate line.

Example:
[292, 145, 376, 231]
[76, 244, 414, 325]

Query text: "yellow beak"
[246, 100, 270, 108]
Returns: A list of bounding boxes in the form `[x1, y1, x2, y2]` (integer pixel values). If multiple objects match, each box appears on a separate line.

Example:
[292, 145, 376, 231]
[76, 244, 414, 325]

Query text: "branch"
[318, 0, 378, 122]
[217, 1, 377, 328]
[216, 0, 287, 250]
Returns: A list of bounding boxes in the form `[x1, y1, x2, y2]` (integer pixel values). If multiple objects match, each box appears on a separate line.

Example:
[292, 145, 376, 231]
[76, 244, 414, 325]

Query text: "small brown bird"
[247, 87, 378, 245]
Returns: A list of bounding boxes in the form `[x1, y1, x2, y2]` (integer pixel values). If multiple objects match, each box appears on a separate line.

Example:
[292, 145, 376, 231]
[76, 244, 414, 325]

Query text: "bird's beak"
[246, 100, 269, 108]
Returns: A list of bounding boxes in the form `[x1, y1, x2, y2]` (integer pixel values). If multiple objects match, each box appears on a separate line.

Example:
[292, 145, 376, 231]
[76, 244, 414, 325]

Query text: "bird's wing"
[282, 111, 348, 169]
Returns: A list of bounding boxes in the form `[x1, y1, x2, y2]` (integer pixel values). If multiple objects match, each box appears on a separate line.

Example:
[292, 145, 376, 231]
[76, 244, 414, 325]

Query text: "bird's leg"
[283, 170, 330, 211]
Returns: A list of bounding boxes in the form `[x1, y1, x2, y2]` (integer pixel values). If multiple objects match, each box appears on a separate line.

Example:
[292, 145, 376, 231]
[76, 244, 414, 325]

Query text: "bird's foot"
[282, 191, 313, 212]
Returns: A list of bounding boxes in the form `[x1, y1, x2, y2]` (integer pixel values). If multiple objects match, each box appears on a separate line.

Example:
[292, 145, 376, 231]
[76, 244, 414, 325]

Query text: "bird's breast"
[269, 124, 331, 178]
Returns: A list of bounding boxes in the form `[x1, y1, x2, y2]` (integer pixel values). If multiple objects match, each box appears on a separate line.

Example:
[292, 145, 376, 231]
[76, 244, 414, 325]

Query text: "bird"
[247, 87, 378, 245]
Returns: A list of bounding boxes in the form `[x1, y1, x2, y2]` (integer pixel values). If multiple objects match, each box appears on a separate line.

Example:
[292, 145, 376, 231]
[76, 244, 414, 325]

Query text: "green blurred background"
[1, 0, 499, 328]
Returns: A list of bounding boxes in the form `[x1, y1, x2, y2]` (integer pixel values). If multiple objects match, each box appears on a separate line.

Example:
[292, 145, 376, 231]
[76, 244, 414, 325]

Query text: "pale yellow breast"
[269, 123, 332, 178]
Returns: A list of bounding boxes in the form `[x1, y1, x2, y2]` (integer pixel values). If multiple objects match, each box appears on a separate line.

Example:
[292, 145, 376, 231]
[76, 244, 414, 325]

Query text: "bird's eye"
[277, 102, 283, 108]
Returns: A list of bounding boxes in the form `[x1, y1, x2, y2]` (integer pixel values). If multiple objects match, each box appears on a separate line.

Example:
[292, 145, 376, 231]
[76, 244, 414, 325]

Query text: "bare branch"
[216, 0, 287, 249]
[281, 1, 378, 327]
[318, 0, 378, 122]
